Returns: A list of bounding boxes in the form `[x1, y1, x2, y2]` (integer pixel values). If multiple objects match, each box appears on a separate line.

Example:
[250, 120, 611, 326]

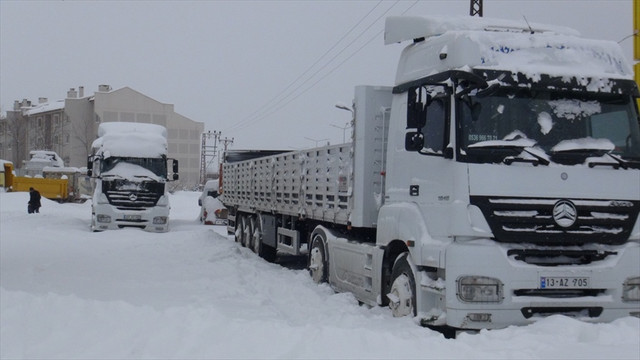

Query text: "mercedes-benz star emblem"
[553, 200, 577, 228]
[129, 193, 138, 201]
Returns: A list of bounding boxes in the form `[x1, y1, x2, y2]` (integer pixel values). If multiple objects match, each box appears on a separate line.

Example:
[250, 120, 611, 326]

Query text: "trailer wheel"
[241, 215, 253, 248]
[388, 252, 416, 318]
[251, 216, 261, 254]
[251, 216, 277, 262]
[309, 231, 328, 283]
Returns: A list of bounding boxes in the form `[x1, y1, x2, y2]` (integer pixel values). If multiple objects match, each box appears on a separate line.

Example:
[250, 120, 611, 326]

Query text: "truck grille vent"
[507, 249, 617, 266]
[514, 289, 606, 298]
[103, 180, 164, 210]
[107, 190, 161, 209]
[470, 196, 639, 245]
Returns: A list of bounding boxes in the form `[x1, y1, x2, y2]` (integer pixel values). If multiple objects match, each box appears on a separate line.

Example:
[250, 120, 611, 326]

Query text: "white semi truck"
[220, 16, 640, 333]
[88, 122, 178, 232]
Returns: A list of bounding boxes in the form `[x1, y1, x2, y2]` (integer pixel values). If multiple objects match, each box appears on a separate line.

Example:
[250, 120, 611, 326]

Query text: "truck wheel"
[251, 216, 277, 262]
[388, 252, 416, 318]
[309, 231, 328, 283]
[241, 215, 253, 248]
[251, 216, 261, 254]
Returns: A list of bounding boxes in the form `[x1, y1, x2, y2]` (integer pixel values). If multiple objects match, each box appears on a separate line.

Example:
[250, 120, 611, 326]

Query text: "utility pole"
[219, 136, 234, 165]
[470, 0, 483, 17]
[199, 130, 221, 185]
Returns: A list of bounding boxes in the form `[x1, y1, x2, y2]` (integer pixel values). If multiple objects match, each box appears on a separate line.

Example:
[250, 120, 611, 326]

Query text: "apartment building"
[1, 85, 204, 188]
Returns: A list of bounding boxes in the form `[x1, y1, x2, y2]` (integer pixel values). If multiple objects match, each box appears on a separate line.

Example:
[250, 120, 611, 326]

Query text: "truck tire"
[388, 252, 416, 318]
[309, 230, 328, 283]
[239, 215, 250, 247]
[251, 216, 277, 262]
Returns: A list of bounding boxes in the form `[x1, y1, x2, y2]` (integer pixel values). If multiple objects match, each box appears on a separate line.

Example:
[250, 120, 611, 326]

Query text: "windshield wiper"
[468, 140, 550, 166]
[587, 153, 629, 170]
[133, 175, 158, 181]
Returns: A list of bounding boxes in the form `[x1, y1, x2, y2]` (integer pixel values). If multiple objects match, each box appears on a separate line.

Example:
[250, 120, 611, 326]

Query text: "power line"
[228, 0, 420, 131]
[224, 1, 404, 133]
[225, 1, 385, 133]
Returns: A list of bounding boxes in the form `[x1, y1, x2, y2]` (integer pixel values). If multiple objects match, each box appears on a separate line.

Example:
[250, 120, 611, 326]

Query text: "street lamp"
[330, 123, 350, 143]
[304, 137, 329, 147]
[334, 103, 354, 143]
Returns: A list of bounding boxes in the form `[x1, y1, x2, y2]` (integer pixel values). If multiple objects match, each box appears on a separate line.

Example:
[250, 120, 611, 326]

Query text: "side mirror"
[173, 173, 179, 181]
[172, 159, 179, 174]
[86, 157, 93, 177]
[443, 147, 454, 159]
[405, 131, 424, 152]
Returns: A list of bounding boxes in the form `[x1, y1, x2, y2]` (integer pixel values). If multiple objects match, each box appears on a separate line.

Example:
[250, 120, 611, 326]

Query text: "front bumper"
[418, 240, 640, 330]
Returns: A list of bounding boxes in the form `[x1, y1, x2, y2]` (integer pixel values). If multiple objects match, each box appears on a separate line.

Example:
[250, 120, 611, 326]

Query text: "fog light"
[458, 276, 503, 303]
[96, 214, 111, 223]
[153, 216, 168, 224]
[467, 313, 492, 322]
[622, 277, 640, 302]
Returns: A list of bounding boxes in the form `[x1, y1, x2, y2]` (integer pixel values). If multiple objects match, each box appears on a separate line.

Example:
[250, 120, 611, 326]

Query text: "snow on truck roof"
[92, 122, 168, 158]
[386, 15, 633, 86]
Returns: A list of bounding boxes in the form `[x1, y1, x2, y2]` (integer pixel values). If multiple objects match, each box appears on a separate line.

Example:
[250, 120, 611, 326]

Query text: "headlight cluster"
[96, 214, 111, 223]
[153, 216, 168, 225]
[458, 276, 503, 303]
[622, 277, 640, 302]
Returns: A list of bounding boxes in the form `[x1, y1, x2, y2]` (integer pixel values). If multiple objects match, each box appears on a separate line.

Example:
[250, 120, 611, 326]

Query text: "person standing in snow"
[28, 187, 41, 214]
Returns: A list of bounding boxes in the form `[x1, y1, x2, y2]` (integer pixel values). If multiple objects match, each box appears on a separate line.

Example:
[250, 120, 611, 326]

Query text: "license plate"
[540, 277, 590, 289]
[124, 215, 141, 221]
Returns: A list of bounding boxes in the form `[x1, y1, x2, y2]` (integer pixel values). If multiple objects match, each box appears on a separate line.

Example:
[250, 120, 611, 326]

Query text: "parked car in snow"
[199, 180, 228, 225]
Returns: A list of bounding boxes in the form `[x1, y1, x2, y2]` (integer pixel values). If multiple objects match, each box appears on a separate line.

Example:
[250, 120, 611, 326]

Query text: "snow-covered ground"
[1, 190, 638, 359]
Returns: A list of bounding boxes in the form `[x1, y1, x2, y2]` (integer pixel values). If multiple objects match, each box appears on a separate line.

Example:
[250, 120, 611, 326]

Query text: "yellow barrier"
[12, 177, 69, 201]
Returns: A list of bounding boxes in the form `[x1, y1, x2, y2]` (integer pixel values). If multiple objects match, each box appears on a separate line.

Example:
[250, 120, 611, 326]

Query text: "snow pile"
[1, 191, 639, 359]
[92, 122, 168, 158]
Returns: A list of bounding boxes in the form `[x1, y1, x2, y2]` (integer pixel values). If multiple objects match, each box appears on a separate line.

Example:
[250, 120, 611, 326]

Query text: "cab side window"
[422, 98, 447, 154]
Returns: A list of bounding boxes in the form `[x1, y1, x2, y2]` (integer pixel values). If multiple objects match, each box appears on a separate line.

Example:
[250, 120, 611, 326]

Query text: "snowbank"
[1, 191, 638, 359]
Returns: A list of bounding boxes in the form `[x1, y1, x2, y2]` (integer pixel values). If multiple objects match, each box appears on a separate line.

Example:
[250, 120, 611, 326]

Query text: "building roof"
[25, 100, 65, 116]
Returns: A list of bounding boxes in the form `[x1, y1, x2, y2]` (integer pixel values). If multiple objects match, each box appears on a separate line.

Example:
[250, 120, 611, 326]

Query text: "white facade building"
[1, 85, 204, 188]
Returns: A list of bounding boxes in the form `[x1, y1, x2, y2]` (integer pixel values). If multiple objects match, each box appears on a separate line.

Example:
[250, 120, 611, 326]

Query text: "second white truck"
[88, 122, 178, 232]
[220, 15, 640, 333]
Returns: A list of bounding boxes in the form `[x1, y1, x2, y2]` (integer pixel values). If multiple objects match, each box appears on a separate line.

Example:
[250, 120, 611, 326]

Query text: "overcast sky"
[0, 0, 634, 150]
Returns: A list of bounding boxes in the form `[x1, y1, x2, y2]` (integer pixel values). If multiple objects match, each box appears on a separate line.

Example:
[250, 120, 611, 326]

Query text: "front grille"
[107, 190, 161, 209]
[102, 180, 164, 210]
[471, 196, 639, 245]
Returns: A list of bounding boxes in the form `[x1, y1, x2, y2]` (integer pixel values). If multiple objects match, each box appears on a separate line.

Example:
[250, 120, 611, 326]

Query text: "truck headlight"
[622, 277, 640, 302]
[458, 276, 503, 303]
[153, 216, 167, 224]
[96, 214, 111, 223]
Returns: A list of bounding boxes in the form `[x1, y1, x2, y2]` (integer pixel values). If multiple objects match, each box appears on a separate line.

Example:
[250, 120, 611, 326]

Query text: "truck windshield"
[458, 88, 640, 166]
[101, 157, 167, 179]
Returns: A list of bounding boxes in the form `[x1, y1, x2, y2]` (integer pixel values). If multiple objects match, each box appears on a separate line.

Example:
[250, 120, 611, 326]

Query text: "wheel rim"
[389, 274, 414, 317]
[251, 217, 261, 254]
[242, 217, 252, 248]
[309, 237, 326, 283]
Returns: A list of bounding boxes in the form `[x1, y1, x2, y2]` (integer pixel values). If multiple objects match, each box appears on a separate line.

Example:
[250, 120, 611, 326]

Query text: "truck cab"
[88, 122, 178, 232]
[378, 16, 640, 329]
